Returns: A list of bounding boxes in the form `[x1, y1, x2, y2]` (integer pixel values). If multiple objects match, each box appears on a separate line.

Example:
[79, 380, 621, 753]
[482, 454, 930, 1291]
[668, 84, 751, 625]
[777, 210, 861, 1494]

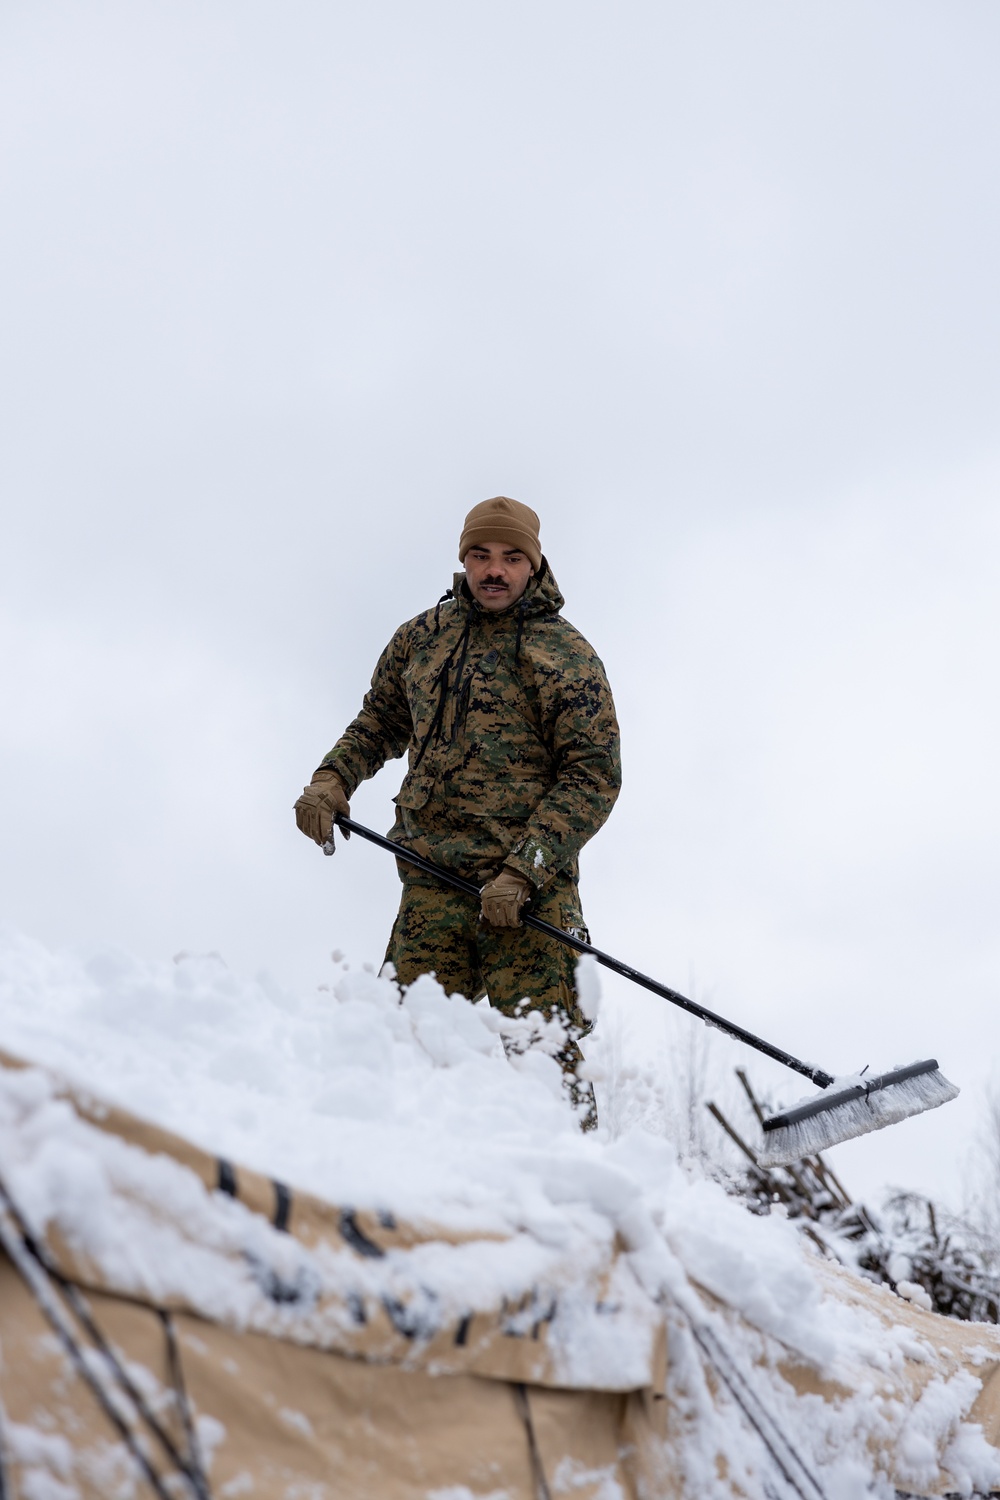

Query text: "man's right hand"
[294, 768, 351, 849]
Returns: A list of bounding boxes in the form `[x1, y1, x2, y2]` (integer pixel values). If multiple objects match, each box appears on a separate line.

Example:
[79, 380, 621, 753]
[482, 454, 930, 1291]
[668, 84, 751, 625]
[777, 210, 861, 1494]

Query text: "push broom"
[326, 817, 959, 1166]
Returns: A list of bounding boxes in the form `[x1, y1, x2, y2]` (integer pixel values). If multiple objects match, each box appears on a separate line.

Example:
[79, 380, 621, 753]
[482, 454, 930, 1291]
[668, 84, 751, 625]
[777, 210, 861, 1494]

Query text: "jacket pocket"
[442, 776, 552, 820]
[393, 774, 436, 810]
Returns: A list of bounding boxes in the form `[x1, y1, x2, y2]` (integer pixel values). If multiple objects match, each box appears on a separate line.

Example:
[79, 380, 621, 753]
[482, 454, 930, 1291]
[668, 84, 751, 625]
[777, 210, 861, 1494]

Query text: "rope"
[0, 1173, 211, 1499]
[513, 1383, 552, 1500]
[161, 1309, 209, 1489]
[676, 1303, 827, 1500]
[0, 1403, 10, 1500]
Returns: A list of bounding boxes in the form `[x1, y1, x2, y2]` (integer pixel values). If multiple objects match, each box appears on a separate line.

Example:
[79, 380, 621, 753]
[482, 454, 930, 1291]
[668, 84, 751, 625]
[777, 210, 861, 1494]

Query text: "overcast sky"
[2, 1, 998, 1209]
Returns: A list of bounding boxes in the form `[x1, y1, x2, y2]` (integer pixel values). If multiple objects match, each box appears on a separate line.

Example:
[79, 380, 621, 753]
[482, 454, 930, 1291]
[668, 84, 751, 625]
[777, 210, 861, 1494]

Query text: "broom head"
[758, 1059, 959, 1168]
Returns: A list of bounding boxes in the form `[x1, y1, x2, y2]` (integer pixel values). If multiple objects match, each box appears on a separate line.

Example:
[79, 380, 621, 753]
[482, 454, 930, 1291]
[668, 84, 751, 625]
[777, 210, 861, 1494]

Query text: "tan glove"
[480, 867, 532, 928]
[294, 767, 350, 849]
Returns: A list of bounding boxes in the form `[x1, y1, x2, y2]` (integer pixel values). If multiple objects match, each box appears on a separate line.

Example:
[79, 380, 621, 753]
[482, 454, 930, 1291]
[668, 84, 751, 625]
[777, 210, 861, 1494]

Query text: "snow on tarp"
[1, 925, 1000, 1498]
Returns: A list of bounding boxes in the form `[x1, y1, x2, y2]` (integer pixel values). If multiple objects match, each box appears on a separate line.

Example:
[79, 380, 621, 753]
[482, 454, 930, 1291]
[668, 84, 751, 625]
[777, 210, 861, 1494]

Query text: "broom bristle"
[757, 1060, 959, 1168]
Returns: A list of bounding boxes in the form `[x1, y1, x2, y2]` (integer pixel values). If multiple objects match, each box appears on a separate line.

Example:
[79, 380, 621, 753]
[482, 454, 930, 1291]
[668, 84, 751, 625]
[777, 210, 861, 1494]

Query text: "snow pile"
[2, 924, 1000, 1497]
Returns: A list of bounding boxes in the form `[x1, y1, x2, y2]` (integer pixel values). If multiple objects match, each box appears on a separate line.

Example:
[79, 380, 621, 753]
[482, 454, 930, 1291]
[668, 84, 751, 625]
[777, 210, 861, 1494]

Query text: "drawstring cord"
[433, 589, 452, 633]
[514, 596, 527, 663]
[412, 609, 473, 770]
[413, 591, 531, 769]
[447, 612, 475, 744]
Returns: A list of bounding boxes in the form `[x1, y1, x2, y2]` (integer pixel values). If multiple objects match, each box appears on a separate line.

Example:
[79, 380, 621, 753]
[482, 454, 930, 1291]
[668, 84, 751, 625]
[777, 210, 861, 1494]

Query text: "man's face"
[464, 541, 535, 611]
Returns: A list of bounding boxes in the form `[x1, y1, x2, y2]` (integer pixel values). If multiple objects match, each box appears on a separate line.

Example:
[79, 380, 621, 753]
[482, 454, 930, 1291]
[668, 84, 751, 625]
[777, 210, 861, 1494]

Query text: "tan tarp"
[0, 1048, 661, 1393]
[1, 1049, 999, 1498]
[0, 1257, 666, 1498]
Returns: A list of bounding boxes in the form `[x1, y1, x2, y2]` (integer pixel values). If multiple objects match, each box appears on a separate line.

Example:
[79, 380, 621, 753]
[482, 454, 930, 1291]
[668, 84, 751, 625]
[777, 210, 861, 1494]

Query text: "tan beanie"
[458, 496, 542, 573]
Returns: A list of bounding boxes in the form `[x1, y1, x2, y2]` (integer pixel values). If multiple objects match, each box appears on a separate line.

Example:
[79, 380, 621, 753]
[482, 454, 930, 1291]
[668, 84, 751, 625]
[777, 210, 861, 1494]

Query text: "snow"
[897, 1280, 935, 1313]
[2, 921, 999, 1497]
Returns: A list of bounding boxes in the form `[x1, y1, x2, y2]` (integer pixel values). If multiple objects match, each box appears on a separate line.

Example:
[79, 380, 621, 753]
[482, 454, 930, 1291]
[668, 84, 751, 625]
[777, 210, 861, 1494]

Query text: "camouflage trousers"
[384, 871, 595, 1123]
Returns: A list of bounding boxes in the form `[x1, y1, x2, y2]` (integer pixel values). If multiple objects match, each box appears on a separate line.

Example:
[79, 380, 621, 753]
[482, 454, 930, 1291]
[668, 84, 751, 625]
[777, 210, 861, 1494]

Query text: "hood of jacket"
[449, 557, 564, 621]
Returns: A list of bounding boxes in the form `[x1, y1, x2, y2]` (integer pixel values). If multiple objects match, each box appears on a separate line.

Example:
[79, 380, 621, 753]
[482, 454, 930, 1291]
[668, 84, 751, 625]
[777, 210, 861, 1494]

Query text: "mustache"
[479, 576, 509, 587]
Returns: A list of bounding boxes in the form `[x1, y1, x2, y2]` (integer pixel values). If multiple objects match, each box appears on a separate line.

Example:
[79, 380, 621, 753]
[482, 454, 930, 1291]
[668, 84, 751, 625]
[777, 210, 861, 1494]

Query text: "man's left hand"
[480, 868, 532, 928]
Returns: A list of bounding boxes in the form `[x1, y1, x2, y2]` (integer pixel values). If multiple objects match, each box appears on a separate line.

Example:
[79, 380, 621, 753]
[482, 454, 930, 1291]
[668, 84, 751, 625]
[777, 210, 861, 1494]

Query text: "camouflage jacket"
[319, 562, 621, 888]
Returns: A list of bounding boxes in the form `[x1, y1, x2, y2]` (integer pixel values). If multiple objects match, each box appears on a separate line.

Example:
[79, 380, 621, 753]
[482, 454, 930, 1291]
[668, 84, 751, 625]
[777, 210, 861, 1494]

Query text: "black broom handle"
[335, 816, 834, 1089]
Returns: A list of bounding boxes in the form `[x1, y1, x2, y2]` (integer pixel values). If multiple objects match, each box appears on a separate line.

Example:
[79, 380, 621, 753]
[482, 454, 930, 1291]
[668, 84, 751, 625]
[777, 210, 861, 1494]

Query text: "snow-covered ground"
[2, 922, 1000, 1498]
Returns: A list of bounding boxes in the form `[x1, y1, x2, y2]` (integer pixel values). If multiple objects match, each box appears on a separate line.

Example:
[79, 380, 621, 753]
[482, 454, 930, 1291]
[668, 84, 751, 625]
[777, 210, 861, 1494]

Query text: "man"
[295, 496, 621, 1112]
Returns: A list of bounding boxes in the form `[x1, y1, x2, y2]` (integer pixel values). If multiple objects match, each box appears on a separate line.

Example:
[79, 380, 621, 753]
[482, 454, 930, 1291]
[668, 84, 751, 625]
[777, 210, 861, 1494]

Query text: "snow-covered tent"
[1, 1049, 665, 1497]
[2, 937, 1000, 1498]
